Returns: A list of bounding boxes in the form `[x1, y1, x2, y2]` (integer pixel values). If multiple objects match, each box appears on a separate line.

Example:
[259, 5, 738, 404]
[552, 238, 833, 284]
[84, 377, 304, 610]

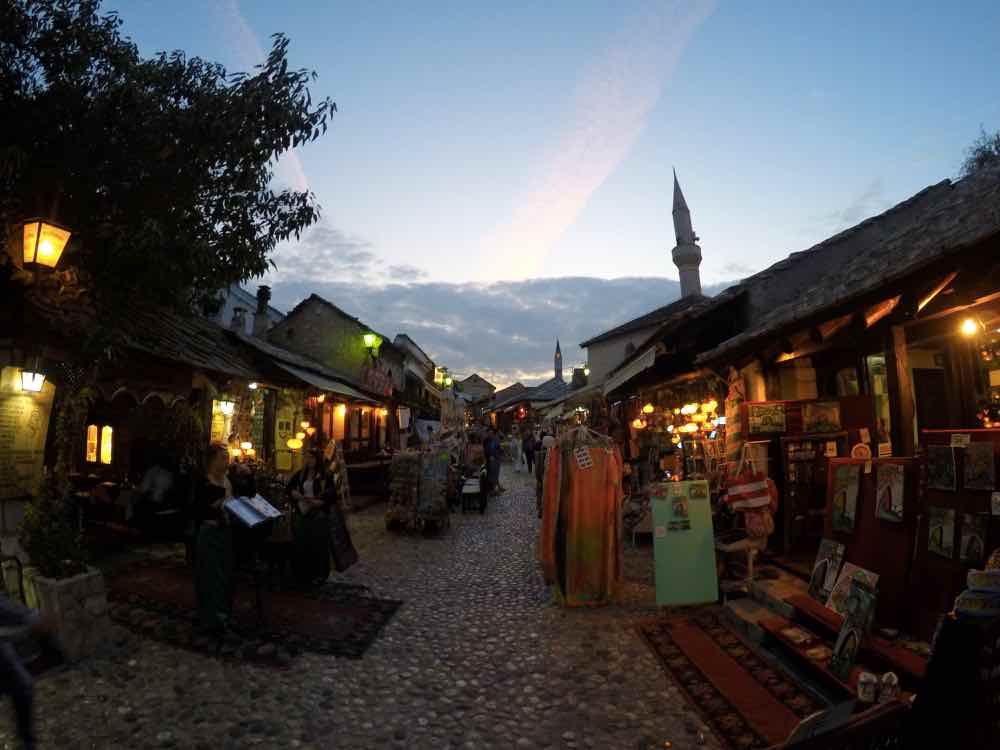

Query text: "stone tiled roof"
[580, 294, 706, 348]
[696, 165, 1000, 364]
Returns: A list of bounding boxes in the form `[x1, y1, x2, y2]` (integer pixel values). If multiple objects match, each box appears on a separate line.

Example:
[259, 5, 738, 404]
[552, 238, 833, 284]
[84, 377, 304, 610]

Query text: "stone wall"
[585, 326, 658, 385]
[26, 567, 112, 662]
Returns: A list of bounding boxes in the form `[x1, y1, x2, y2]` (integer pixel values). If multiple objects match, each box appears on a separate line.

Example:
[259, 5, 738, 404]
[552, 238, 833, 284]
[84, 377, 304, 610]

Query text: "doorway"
[913, 368, 949, 432]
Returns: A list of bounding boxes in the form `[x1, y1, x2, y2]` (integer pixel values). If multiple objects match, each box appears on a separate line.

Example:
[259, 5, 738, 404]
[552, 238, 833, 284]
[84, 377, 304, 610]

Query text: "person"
[509, 431, 523, 472]
[194, 443, 234, 635]
[522, 430, 536, 474]
[287, 449, 332, 585]
[483, 427, 503, 495]
[0, 599, 63, 750]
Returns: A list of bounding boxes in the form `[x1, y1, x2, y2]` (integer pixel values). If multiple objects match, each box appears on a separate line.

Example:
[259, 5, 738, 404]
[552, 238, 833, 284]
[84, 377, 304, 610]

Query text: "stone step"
[749, 570, 808, 619]
[722, 597, 772, 644]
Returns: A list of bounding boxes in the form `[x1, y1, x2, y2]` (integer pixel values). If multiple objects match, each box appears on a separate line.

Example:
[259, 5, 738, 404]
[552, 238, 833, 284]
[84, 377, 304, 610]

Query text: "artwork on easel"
[875, 462, 905, 523]
[829, 577, 878, 680]
[926, 446, 956, 491]
[803, 401, 842, 433]
[963, 442, 995, 491]
[960, 513, 989, 566]
[808, 539, 846, 602]
[830, 464, 860, 533]
[927, 506, 956, 559]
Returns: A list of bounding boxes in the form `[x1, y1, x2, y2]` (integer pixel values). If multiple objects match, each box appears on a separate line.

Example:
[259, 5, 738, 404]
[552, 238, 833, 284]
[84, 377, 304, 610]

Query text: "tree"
[0, 0, 335, 308]
[961, 127, 1000, 178]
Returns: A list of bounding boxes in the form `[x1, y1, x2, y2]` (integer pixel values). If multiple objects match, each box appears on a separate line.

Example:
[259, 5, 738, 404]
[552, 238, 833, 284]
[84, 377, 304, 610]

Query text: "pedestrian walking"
[483, 427, 503, 495]
[522, 431, 536, 474]
[509, 432, 522, 471]
[0, 598, 63, 750]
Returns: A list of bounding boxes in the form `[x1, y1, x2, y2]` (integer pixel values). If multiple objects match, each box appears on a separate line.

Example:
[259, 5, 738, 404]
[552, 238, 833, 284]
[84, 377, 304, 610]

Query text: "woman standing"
[194, 443, 234, 635]
[287, 449, 332, 585]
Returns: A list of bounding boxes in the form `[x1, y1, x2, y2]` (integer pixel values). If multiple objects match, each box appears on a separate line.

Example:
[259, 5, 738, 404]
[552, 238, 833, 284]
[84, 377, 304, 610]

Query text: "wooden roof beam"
[917, 270, 959, 315]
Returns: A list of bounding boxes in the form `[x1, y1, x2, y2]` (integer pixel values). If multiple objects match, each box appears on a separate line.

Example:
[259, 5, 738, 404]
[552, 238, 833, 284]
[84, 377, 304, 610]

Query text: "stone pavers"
[3, 466, 717, 749]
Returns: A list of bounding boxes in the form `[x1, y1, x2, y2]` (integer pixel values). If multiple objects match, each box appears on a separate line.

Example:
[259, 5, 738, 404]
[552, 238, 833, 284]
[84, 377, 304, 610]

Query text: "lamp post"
[19, 355, 45, 393]
[363, 332, 379, 359]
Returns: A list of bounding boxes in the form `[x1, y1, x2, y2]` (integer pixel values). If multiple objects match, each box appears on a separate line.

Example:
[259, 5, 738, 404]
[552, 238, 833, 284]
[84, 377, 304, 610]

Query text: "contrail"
[481, 0, 716, 280]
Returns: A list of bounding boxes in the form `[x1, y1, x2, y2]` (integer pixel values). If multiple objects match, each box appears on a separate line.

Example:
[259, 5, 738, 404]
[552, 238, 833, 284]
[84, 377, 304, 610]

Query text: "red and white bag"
[725, 444, 776, 510]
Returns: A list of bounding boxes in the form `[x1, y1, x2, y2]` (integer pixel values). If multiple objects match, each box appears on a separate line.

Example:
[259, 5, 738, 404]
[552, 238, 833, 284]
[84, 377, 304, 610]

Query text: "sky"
[110, 0, 1000, 386]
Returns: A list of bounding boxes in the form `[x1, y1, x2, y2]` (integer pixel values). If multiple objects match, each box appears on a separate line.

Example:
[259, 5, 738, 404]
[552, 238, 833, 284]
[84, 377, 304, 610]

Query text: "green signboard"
[651, 480, 719, 606]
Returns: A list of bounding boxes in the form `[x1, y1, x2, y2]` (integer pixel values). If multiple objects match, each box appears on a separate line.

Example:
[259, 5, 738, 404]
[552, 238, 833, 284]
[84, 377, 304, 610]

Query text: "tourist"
[194, 443, 234, 635]
[483, 427, 503, 495]
[287, 448, 332, 585]
[509, 430, 523, 471]
[0, 598, 63, 750]
[522, 430, 537, 474]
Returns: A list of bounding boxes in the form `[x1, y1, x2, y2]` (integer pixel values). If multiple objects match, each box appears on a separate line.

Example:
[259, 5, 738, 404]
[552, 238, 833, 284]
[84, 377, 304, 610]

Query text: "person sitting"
[287, 449, 333, 585]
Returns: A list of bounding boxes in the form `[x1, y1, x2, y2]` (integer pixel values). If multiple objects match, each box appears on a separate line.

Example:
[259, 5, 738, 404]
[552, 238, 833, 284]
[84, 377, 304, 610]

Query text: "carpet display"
[638, 612, 823, 749]
[107, 564, 401, 662]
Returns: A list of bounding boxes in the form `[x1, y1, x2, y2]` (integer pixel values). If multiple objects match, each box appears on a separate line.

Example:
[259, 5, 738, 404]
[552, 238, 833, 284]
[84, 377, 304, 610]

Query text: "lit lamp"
[248, 382, 259, 390]
[306, 427, 317, 437]
[583, 366, 590, 377]
[19, 362, 45, 393]
[230, 448, 242, 459]
[240, 441, 253, 451]
[642, 403, 655, 415]
[337, 403, 347, 416]
[363, 332, 378, 358]
[961, 317, 982, 337]
[317, 394, 325, 403]
[300, 420, 310, 429]
[444, 376, 453, 387]
[295, 431, 306, 440]
[631, 418, 646, 429]
[286, 437, 303, 450]
[244, 448, 256, 458]
[218, 400, 235, 416]
[22, 219, 71, 269]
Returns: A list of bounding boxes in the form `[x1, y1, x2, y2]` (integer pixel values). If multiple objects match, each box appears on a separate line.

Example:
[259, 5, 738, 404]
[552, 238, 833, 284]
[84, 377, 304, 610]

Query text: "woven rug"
[107, 564, 401, 663]
[637, 611, 822, 750]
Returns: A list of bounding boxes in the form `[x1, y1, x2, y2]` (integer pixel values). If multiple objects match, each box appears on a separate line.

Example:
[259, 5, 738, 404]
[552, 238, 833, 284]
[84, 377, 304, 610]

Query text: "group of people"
[193, 443, 350, 638]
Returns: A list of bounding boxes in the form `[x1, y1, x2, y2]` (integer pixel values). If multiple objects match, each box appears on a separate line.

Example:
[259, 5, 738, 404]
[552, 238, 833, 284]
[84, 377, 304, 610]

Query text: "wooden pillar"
[886, 325, 916, 457]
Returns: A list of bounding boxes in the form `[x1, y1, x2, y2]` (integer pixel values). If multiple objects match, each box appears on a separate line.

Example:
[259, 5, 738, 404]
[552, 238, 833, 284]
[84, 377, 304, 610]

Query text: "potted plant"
[19, 472, 111, 662]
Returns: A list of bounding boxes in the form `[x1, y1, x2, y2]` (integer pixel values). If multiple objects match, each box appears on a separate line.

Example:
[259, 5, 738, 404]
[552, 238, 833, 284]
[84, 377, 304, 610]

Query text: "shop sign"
[362, 364, 393, 397]
[949, 433, 971, 448]
[747, 402, 786, 433]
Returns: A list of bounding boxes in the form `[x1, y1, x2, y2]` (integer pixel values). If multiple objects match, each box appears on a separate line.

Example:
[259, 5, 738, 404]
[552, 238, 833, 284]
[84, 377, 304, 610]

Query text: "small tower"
[554, 339, 564, 382]
[671, 169, 702, 298]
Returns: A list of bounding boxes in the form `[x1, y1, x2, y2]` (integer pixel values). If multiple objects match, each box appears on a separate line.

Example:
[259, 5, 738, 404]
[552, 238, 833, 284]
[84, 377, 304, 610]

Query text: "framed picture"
[808, 539, 846, 602]
[960, 513, 989, 565]
[963, 442, 995, 491]
[803, 401, 842, 433]
[926, 446, 956, 491]
[928, 506, 956, 559]
[826, 563, 879, 617]
[830, 463, 861, 533]
[875, 462, 905, 523]
[748, 403, 786, 434]
[829, 577, 878, 680]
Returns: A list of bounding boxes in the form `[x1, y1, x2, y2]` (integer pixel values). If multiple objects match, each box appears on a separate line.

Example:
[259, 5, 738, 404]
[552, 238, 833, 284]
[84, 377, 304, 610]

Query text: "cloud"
[804, 178, 891, 235]
[217, 0, 310, 193]
[387, 265, 429, 281]
[722, 261, 757, 278]
[480, 0, 716, 279]
[265, 276, 732, 389]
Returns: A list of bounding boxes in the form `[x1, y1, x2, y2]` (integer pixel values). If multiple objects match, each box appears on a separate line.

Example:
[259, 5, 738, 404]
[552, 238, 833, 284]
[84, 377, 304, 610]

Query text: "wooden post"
[887, 325, 916, 457]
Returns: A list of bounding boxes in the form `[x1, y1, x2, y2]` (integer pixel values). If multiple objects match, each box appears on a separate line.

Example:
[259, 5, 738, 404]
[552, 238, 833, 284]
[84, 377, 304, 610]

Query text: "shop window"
[85, 424, 99, 463]
[210, 399, 235, 444]
[100, 426, 113, 464]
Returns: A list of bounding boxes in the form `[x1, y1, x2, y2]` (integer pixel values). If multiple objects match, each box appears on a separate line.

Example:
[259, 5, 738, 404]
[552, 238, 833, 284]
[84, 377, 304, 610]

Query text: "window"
[85, 425, 98, 463]
[100, 426, 113, 464]
[865, 353, 892, 455]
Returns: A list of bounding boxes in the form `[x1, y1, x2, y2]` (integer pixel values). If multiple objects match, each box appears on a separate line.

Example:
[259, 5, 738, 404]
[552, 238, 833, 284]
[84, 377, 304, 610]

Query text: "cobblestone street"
[6, 466, 716, 750]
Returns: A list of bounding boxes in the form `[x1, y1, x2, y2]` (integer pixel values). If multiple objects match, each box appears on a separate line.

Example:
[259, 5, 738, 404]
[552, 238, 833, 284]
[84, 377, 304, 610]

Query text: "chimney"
[253, 285, 272, 337]
[230, 307, 247, 332]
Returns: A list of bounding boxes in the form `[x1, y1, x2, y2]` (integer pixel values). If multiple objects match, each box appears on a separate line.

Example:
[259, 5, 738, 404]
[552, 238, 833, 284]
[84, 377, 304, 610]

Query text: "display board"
[0, 368, 55, 501]
[651, 480, 718, 606]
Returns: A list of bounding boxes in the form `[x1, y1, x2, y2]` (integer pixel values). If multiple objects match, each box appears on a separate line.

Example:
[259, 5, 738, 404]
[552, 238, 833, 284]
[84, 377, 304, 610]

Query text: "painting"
[926, 446, 956, 491]
[960, 513, 989, 566]
[748, 403, 786, 434]
[803, 401, 842, 433]
[826, 563, 879, 617]
[928, 506, 956, 559]
[829, 577, 878, 680]
[830, 464, 860, 533]
[964, 442, 995, 491]
[875, 463, 905, 523]
[808, 539, 846, 602]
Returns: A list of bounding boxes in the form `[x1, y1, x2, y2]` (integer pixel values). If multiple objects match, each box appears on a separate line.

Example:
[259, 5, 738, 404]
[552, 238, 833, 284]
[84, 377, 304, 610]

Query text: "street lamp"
[363, 332, 380, 358]
[22, 219, 71, 269]
[19, 356, 45, 393]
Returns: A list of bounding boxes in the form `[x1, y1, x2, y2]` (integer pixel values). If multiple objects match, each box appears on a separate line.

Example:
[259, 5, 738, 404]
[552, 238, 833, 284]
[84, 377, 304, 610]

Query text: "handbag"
[724, 445, 772, 510]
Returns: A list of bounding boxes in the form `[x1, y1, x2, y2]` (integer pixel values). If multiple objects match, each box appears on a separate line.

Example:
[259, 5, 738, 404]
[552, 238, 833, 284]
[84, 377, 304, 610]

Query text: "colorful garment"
[540, 439, 623, 606]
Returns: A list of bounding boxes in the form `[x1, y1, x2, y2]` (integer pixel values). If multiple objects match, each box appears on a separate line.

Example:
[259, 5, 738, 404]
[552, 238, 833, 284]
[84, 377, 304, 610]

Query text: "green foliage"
[962, 127, 1000, 177]
[20, 472, 87, 580]
[0, 0, 335, 309]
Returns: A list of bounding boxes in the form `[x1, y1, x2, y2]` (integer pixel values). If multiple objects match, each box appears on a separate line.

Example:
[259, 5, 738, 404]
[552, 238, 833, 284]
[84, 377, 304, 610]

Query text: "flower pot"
[24, 566, 111, 662]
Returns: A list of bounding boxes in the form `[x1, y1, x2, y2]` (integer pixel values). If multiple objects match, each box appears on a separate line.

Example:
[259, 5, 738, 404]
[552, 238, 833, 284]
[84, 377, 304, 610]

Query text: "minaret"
[554, 339, 563, 382]
[671, 169, 703, 297]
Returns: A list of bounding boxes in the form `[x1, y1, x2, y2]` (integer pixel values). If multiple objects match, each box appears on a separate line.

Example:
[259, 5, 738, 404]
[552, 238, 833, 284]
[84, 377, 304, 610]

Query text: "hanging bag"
[724, 445, 772, 510]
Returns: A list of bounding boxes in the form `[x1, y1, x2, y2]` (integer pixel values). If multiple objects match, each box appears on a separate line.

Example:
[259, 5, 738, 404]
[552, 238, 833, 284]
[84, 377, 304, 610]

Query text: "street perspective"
[4, 1, 1000, 748]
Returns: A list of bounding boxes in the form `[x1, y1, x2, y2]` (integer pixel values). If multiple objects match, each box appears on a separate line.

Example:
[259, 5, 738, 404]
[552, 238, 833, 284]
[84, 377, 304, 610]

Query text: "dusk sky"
[112, 0, 1000, 386]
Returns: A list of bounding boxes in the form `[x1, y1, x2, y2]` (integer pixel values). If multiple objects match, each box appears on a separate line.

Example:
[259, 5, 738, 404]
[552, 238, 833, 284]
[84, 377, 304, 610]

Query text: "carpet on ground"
[637, 611, 823, 750]
[106, 563, 401, 662]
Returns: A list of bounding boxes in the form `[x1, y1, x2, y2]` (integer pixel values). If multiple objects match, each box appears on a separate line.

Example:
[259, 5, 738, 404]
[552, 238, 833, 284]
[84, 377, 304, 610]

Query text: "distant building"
[580, 171, 706, 385]
[207, 283, 285, 336]
[455, 373, 496, 401]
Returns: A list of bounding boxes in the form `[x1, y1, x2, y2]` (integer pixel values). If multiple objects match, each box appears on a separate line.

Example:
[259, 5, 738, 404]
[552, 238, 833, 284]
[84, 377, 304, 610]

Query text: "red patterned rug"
[107, 564, 400, 663]
[637, 611, 822, 750]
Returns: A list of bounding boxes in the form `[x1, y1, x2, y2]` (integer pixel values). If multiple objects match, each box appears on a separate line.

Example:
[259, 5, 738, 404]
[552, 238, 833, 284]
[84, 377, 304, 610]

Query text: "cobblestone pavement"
[4, 466, 718, 750]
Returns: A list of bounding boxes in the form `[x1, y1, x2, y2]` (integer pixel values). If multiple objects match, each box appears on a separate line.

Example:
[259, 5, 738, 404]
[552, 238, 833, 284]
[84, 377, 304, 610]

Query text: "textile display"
[539, 428, 623, 606]
[724, 367, 745, 478]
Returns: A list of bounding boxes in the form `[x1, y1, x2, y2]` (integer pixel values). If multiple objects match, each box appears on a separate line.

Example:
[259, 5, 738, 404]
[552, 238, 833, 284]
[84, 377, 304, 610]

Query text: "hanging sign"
[0, 370, 55, 501]
[950, 433, 971, 448]
[748, 402, 786, 434]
